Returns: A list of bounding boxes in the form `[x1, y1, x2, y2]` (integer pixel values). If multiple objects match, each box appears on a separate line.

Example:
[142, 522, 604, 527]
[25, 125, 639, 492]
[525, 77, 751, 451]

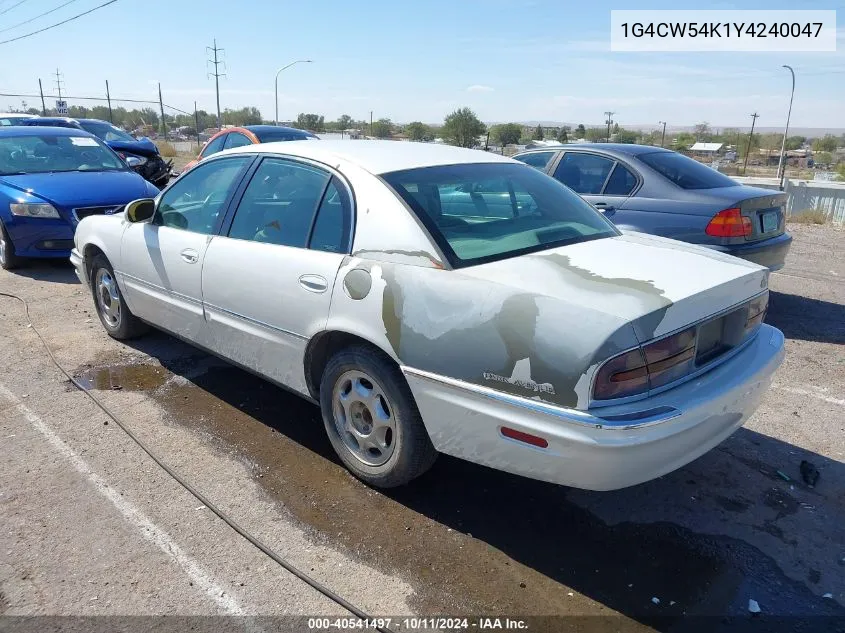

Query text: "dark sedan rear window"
[639, 151, 737, 189]
[383, 163, 619, 268]
[255, 129, 318, 142]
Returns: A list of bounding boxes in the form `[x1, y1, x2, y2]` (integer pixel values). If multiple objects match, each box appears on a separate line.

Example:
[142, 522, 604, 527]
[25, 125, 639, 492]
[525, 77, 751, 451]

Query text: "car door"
[551, 151, 638, 219]
[200, 156, 352, 395]
[119, 155, 254, 341]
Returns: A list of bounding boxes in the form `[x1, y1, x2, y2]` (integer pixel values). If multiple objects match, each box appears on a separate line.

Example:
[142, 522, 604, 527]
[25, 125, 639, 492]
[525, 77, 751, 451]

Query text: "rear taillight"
[593, 327, 696, 400]
[705, 207, 752, 237]
[745, 291, 769, 331]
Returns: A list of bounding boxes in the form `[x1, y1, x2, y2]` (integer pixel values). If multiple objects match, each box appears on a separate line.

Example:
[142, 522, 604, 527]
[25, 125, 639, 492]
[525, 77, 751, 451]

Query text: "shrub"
[790, 208, 828, 225]
[156, 141, 177, 157]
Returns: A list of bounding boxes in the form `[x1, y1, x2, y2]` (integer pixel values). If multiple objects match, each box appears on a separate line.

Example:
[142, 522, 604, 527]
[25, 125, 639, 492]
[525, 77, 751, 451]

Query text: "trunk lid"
[459, 231, 768, 343]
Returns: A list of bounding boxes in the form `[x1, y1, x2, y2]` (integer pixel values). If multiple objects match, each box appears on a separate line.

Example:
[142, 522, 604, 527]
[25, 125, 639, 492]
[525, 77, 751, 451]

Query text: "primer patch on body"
[343, 268, 372, 300]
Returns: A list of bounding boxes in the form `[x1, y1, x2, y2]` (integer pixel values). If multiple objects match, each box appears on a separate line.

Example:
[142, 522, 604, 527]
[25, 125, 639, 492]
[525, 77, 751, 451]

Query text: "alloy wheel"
[331, 369, 397, 466]
[95, 268, 121, 328]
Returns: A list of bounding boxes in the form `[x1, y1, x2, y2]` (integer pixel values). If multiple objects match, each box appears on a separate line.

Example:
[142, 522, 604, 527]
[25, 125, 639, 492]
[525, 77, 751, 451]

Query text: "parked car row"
[57, 140, 784, 491]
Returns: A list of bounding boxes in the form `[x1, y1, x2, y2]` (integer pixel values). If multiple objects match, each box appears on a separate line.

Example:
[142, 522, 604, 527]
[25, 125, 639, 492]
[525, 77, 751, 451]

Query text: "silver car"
[72, 141, 785, 490]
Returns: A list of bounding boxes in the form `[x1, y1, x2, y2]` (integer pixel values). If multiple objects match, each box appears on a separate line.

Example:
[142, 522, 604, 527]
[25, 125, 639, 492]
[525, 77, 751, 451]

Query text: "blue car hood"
[106, 137, 160, 157]
[1, 171, 152, 209]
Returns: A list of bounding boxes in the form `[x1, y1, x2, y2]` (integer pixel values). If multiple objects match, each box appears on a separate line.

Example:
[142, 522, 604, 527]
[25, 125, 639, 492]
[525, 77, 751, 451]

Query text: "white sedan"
[71, 141, 785, 490]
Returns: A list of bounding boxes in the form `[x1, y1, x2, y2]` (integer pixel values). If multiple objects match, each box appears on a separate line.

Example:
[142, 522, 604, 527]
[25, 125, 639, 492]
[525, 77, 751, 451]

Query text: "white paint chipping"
[773, 385, 845, 407]
[0, 382, 246, 616]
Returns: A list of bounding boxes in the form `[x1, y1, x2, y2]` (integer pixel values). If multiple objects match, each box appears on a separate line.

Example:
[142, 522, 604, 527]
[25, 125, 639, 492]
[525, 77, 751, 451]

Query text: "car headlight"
[10, 203, 60, 219]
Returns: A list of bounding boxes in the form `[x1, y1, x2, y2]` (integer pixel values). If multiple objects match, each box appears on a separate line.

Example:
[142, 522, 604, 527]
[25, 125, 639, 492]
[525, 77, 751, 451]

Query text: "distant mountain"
[503, 121, 845, 136]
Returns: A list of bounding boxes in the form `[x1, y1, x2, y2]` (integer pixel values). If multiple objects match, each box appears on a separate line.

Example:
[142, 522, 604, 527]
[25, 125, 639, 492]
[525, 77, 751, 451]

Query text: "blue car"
[0, 126, 160, 270]
[20, 117, 172, 188]
[514, 144, 792, 270]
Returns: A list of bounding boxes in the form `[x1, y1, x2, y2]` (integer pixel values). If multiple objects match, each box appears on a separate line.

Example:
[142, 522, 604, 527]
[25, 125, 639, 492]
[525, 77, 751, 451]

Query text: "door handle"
[180, 248, 199, 264]
[594, 202, 615, 211]
[299, 274, 328, 293]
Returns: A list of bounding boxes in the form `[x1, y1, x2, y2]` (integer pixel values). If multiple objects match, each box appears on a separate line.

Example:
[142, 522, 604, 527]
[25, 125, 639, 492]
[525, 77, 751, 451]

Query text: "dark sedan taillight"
[594, 327, 697, 400]
[705, 207, 752, 237]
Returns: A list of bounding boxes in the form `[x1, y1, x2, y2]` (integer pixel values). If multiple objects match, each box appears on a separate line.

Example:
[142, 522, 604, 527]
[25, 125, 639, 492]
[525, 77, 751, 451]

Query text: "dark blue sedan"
[0, 127, 159, 270]
[514, 144, 792, 270]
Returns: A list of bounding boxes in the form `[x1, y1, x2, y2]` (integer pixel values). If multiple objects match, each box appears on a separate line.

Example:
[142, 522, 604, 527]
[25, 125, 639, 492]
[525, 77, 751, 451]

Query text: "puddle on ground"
[73, 363, 169, 392]
[80, 356, 844, 630]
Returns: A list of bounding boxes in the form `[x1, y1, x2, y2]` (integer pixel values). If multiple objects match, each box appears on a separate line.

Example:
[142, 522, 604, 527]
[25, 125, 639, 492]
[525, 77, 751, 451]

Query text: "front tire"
[89, 254, 148, 339]
[0, 221, 23, 270]
[319, 346, 437, 488]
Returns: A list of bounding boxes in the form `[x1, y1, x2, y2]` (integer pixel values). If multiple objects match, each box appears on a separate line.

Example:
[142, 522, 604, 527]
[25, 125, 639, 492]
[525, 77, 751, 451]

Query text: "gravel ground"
[1, 224, 843, 632]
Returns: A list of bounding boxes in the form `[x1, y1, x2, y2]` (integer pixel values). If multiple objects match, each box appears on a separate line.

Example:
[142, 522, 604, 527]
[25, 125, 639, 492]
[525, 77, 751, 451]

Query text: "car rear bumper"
[713, 232, 792, 271]
[403, 324, 785, 491]
[1, 216, 75, 258]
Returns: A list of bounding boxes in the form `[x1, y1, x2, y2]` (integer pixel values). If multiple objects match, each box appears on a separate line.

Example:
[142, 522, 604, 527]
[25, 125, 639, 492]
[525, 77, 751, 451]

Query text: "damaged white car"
[71, 141, 785, 490]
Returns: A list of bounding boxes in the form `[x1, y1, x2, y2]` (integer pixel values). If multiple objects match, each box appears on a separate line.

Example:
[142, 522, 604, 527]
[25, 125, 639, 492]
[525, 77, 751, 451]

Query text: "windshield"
[79, 120, 136, 142]
[638, 151, 737, 189]
[383, 163, 619, 267]
[0, 134, 127, 175]
[255, 129, 318, 142]
[0, 115, 33, 126]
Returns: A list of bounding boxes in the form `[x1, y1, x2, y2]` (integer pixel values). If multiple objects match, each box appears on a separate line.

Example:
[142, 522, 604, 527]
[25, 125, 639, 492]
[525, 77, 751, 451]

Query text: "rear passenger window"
[223, 132, 252, 150]
[201, 135, 226, 158]
[553, 153, 614, 194]
[603, 163, 638, 196]
[309, 177, 351, 253]
[515, 151, 556, 171]
[228, 158, 330, 248]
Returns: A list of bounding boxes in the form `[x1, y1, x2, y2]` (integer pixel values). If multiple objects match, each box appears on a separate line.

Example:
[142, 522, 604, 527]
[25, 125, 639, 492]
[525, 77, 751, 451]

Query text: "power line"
[0, 0, 118, 45]
[0, 0, 82, 35]
[0, 0, 29, 16]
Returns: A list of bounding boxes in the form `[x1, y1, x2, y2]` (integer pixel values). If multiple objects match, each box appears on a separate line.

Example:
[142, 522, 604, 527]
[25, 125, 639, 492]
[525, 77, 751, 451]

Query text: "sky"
[0, 0, 843, 129]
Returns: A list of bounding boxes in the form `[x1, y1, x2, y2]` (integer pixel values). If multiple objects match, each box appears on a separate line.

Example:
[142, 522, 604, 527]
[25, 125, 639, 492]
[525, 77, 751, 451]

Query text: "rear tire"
[319, 345, 437, 488]
[89, 254, 148, 340]
[0, 221, 23, 270]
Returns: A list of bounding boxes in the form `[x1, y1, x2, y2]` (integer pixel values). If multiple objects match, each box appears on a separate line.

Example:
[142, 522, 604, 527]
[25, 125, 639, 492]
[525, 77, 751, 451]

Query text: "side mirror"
[125, 198, 156, 223]
[125, 156, 143, 168]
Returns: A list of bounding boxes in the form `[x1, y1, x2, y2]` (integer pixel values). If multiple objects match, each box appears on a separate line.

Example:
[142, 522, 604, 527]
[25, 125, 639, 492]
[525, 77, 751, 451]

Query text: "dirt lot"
[1, 224, 844, 632]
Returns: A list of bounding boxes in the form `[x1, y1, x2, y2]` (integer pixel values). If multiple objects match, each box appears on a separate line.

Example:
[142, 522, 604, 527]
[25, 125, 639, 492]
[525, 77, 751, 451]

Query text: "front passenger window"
[200, 134, 226, 158]
[223, 132, 252, 150]
[228, 158, 330, 248]
[155, 157, 251, 234]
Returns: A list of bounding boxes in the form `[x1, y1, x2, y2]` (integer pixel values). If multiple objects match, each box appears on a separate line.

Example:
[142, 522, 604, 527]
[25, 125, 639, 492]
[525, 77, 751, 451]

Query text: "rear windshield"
[255, 129, 318, 142]
[639, 151, 737, 189]
[383, 163, 619, 267]
[79, 120, 136, 142]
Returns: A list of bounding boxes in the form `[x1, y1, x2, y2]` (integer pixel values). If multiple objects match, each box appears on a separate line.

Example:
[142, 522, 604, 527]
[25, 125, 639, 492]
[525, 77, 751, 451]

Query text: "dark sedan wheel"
[0, 221, 23, 270]
[319, 345, 437, 488]
[89, 254, 148, 339]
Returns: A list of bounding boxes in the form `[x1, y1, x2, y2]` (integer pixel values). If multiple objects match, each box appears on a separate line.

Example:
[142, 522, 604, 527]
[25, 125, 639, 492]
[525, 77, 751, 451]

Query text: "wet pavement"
[70, 334, 845, 631]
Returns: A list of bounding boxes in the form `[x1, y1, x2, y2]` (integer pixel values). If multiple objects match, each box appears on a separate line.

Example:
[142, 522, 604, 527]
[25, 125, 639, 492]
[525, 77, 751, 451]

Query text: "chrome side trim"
[116, 271, 203, 306]
[202, 302, 309, 341]
[401, 366, 681, 430]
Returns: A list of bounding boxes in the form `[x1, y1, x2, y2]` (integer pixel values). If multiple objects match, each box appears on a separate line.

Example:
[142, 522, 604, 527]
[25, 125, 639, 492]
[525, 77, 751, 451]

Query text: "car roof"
[519, 143, 671, 157]
[244, 124, 315, 136]
[222, 139, 515, 174]
[0, 112, 36, 117]
[76, 118, 115, 125]
[0, 126, 96, 138]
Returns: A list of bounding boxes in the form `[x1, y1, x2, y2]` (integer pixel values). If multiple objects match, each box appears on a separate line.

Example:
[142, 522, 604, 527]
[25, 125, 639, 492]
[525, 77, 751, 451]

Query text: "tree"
[694, 121, 712, 141]
[575, 124, 586, 138]
[490, 123, 522, 146]
[405, 121, 430, 141]
[812, 135, 837, 153]
[371, 118, 392, 138]
[785, 135, 805, 150]
[814, 151, 833, 166]
[612, 122, 620, 135]
[836, 162, 845, 181]
[672, 132, 696, 150]
[615, 128, 638, 144]
[533, 124, 544, 140]
[337, 114, 353, 130]
[441, 107, 486, 148]
[556, 125, 570, 143]
[294, 113, 325, 131]
[584, 127, 606, 142]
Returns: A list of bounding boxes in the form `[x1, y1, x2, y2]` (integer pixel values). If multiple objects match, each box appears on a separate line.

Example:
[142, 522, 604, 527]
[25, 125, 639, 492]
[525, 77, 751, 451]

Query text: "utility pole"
[206, 39, 225, 129]
[38, 79, 46, 115]
[105, 80, 113, 123]
[194, 101, 201, 150]
[604, 111, 615, 142]
[53, 68, 63, 100]
[742, 112, 760, 176]
[658, 121, 667, 147]
[776, 65, 796, 190]
[158, 83, 166, 140]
